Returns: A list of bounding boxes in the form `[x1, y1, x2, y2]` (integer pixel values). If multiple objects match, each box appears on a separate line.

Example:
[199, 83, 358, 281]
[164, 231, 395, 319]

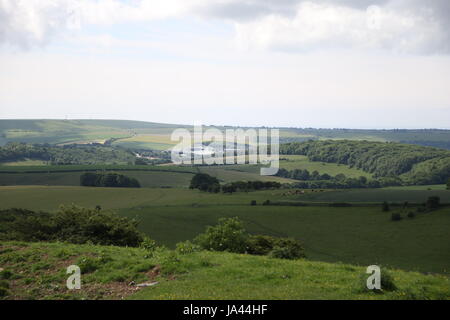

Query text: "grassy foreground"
[1, 186, 449, 274]
[0, 241, 448, 300]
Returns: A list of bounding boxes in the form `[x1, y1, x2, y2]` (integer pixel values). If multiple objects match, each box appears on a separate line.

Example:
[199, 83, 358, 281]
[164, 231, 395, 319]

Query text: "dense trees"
[276, 168, 331, 180]
[222, 181, 281, 193]
[280, 140, 450, 185]
[189, 173, 281, 193]
[189, 173, 221, 192]
[0, 142, 136, 165]
[80, 172, 141, 188]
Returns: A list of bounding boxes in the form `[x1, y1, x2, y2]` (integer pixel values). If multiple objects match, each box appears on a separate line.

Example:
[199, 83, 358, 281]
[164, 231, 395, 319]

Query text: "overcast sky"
[1, 0, 450, 129]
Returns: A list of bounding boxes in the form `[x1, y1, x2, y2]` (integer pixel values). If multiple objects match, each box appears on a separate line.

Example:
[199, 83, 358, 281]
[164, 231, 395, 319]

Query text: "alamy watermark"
[170, 124, 279, 175]
[66, 265, 81, 290]
[366, 265, 381, 290]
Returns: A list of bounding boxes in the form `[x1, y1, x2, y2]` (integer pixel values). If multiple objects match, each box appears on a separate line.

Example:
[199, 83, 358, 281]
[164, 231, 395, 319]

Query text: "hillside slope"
[0, 241, 448, 300]
[2, 119, 450, 149]
[281, 140, 450, 185]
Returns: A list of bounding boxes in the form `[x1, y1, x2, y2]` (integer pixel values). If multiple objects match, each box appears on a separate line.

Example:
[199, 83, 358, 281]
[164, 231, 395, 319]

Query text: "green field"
[298, 189, 450, 203]
[0, 171, 194, 188]
[0, 163, 295, 188]
[1, 242, 448, 300]
[1, 186, 449, 274]
[0, 159, 47, 166]
[2, 119, 450, 149]
[279, 155, 372, 178]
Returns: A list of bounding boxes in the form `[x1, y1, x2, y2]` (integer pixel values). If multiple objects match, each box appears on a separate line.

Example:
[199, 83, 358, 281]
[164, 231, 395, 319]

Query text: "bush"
[250, 200, 257, 206]
[0, 206, 145, 247]
[247, 235, 305, 259]
[407, 211, 415, 218]
[140, 237, 157, 252]
[382, 201, 390, 212]
[77, 257, 102, 274]
[175, 240, 201, 255]
[361, 268, 397, 293]
[262, 200, 271, 206]
[194, 217, 249, 253]
[380, 269, 397, 292]
[391, 212, 402, 221]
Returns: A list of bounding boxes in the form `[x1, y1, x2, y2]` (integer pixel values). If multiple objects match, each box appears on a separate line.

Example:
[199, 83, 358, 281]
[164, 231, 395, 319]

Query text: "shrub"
[0, 206, 145, 247]
[140, 237, 158, 253]
[269, 247, 294, 260]
[262, 200, 271, 206]
[360, 268, 397, 293]
[247, 235, 305, 259]
[391, 212, 402, 221]
[250, 200, 257, 206]
[382, 201, 390, 212]
[407, 211, 415, 218]
[246, 235, 276, 255]
[77, 257, 103, 274]
[175, 240, 201, 255]
[380, 269, 397, 292]
[194, 217, 249, 253]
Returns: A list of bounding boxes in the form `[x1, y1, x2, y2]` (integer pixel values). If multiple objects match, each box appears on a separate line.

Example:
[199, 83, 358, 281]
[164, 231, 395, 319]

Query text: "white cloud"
[0, 0, 203, 48]
[0, 0, 449, 54]
[235, 1, 448, 54]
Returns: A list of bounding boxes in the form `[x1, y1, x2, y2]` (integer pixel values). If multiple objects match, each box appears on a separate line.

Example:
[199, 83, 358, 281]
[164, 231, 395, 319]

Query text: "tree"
[189, 173, 220, 192]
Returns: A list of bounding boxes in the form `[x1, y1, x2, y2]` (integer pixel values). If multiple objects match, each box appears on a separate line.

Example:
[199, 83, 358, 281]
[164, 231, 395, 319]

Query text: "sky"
[1, 0, 450, 129]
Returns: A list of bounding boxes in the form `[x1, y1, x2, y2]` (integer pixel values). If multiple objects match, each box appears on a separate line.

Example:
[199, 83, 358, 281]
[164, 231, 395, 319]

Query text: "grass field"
[1, 242, 448, 300]
[120, 205, 450, 274]
[112, 134, 177, 150]
[2, 120, 450, 149]
[0, 171, 195, 188]
[0, 159, 47, 166]
[1, 186, 449, 274]
[279, 155, 372, 178]
[298, 189, 450, 203]
[0, 186, 287, 211]
[382, 185, 447, 190]
[0, 164, 295, 187]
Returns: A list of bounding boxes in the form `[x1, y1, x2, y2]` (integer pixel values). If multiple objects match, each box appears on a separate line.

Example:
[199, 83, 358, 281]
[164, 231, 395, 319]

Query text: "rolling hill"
[2, 119, 450, 149]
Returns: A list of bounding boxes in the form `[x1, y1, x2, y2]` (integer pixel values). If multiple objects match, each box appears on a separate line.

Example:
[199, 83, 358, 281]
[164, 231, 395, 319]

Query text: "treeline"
[280, 140, 450, 185]
[189, 173, 281, 193]
[0, 142, 136, 165]
[222, 180, 281, 193]
[80, 172, 141, 188]
[276, 168, 332, 180]
[290, 177, 395, 189]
